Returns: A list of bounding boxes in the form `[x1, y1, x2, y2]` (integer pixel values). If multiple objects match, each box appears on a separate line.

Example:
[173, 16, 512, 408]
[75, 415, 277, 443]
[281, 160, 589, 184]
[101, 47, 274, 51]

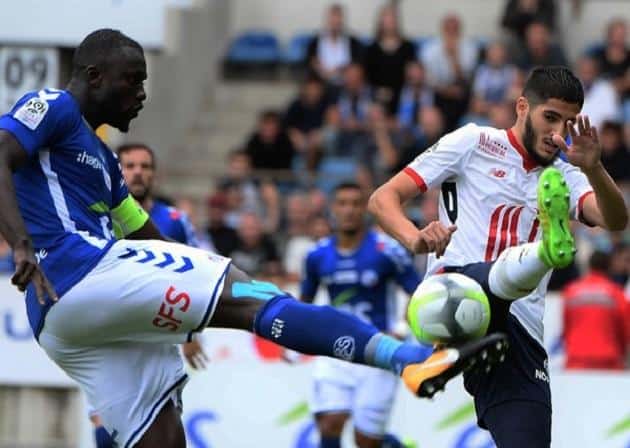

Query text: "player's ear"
[85, 65, 103, 88]
[515, 96, 529, 119]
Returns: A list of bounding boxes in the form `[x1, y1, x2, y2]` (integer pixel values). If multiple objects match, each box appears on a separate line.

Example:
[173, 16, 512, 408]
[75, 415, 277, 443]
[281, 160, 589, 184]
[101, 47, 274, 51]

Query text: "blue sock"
[254, 295, 432, 373]
[382, 433, 405, 448]
[320, 436, 341, 448]
[94, 426, 114, 448]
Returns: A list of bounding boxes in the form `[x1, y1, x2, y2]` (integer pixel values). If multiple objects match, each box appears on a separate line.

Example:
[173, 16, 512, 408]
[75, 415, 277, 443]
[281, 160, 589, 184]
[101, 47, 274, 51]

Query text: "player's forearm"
[368, 187, 422, 252]
[583, 163, 628, 231]
[126, 219, 168, 241]
[0, 152, 32, 250]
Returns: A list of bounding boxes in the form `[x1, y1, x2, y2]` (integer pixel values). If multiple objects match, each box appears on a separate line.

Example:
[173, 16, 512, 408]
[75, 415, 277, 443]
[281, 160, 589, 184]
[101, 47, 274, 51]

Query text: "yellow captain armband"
[111, 195, 149, 238]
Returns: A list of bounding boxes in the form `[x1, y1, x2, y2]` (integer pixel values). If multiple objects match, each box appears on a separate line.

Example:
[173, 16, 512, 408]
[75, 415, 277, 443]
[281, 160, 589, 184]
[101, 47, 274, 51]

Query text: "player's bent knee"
[135, 401, 186, 448]
[316, 412, 348, 437]
[354, 430, 382, 448]
[210, 265, 284, 330]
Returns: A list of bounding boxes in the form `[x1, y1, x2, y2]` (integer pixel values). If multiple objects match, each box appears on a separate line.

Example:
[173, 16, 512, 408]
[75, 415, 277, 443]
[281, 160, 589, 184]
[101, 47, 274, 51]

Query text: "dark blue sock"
[94, 426, 114, 448]
[254, 295, 377, 363]
[254, 295, 432, 373]
[382, 433, 405, 448]
[320, 436, 341, 448]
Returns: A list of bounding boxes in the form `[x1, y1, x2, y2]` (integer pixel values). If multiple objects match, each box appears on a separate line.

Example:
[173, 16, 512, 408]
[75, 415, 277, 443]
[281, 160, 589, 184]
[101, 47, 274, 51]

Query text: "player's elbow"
[367, 187, 385, 218]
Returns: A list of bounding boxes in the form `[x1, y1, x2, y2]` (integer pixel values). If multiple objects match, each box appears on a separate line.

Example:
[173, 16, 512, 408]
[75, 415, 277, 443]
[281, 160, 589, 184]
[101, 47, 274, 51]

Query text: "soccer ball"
[407, 273, 491, 344]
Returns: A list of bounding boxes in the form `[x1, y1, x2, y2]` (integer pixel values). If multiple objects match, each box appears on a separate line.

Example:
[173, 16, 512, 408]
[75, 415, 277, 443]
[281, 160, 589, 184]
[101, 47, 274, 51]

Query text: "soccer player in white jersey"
[0, 30, 507, 448]
[369, 66, 628, 447]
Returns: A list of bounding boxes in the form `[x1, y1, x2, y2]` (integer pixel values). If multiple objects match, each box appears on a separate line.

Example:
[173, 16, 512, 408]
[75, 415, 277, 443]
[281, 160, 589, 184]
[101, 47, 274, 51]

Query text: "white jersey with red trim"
[404, 123, 593, 345]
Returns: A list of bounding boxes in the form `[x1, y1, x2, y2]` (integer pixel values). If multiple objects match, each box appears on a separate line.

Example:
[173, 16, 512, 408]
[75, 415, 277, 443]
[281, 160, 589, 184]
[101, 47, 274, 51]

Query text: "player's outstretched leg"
[488, 167, 575, 300]
[210, 266, 508, 399]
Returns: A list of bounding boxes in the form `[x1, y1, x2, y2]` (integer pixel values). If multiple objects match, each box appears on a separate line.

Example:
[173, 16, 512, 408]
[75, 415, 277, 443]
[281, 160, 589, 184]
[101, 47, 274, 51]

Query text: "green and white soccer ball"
[407, 273, 491, 344]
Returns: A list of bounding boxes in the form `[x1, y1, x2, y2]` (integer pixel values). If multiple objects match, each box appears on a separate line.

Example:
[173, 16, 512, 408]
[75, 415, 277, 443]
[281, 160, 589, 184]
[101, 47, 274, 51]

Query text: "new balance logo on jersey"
[489, 168, 507, 178]
[76, 150, 104, 171]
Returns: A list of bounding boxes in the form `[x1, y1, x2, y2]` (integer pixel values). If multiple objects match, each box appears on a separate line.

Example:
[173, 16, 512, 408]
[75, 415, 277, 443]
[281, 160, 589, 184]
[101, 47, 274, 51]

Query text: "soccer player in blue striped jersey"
[0, 29, 506, 448]
[302, 182, 419, 448]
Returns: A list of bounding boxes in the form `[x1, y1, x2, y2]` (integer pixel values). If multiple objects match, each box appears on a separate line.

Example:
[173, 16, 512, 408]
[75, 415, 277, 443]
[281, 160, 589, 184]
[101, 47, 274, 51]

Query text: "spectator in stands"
[0, 235, 13, 273]
[283, 192, 317, 282]
[420, 13, 478, 131]
[311, 214, 332, 240]
[562, 250, 629, 370]
[175, 197, 215, 252]
[610, 243, 630, 288]
[364, 4, 417, 115]
[284, 75, 329, 171]
[396, 61, 435, 130]
[577, 55, 620, 129]
[229, 212, 283, 281]
[245, 110, 296, 172]
[335, 63, 373, 130]
[592, 19, 629, 82]
[372, 104, 446, 177]
[501, 0, 556, 44]
[599, 121, 630, 184]
[307, 3, 364, 87]
[220, 149, 281, 233]
[316, 63, 373, 176]
[206, 192, 239, 257]
[471, 41, 518, 116]
[513, 21, 567, 71]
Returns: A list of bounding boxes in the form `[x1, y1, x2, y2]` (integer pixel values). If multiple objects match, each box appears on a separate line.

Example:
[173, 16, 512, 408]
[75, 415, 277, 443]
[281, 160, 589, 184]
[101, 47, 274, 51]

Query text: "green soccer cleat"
[537, 167, 576, 268]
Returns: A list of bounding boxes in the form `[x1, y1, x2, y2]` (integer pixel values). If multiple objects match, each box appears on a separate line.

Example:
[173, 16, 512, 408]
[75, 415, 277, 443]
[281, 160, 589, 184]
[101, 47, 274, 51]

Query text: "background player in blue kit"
[0, 29, 506, 448]
[302, 181, 419, 448]
[118, 143, 198, 247]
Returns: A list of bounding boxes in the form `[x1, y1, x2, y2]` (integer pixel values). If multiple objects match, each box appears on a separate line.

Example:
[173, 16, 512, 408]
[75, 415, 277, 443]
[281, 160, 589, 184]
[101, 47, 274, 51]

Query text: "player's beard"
[523, 114, 557, 167]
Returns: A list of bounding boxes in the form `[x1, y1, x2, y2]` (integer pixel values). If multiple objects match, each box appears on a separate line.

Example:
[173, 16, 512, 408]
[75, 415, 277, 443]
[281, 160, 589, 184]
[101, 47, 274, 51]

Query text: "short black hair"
[588, 250, 610, 272]
[72, 29, 143, 75]
[333, 181, 362, 195]
[116, 143, 156, 168]
[522, 66, 584, 108]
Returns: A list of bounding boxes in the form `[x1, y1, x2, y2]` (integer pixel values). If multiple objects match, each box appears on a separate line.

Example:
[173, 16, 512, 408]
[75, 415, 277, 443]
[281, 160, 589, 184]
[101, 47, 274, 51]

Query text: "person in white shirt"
[369, 66, 628, 448]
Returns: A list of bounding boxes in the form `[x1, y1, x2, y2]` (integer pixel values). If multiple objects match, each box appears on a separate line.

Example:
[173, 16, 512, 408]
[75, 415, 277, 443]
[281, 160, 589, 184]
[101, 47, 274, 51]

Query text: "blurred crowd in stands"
[1, 0, 628, 368]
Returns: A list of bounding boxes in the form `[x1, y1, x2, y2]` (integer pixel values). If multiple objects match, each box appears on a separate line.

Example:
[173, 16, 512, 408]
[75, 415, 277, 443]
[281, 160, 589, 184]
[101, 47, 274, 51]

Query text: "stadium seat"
[583, 41, 605, 57]
[284, 32, 316, 66]
[223, 30, 282, 78]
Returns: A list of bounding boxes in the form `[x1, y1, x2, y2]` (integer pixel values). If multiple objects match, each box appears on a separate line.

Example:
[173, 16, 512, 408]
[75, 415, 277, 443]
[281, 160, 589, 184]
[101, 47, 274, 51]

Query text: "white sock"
[488, 242, 550, 301]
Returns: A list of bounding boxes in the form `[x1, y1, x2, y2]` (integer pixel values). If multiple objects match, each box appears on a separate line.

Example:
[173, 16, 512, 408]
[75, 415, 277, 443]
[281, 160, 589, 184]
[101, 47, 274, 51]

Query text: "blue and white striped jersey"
[0, 89, 128, 336]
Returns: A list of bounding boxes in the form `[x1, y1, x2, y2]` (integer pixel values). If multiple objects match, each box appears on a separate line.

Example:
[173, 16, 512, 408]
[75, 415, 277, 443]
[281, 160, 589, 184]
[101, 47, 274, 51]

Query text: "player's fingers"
[186, 355, 199, 370]
[196, 354, 207, 369]
[577, 115, 586, 135]
[33, 276, 46, 306]
[552, 134, 569, 152]
[583, 115, 592, 135]
[13, 263, 35, 291]
[591, 125, 599, 145]
[447, 225, 457, 234]
[566, 121, 578, 140]
[41, 272, 58, 301]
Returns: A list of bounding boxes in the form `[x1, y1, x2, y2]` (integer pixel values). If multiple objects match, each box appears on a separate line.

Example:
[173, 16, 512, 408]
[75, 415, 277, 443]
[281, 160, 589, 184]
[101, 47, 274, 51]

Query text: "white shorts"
[39, 239, 231, 448]
[310, 357, 399, 437]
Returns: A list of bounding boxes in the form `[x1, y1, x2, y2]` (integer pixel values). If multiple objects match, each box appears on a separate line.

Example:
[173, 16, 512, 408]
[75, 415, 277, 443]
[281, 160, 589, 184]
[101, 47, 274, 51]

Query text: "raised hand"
[551, 115, 602, 173]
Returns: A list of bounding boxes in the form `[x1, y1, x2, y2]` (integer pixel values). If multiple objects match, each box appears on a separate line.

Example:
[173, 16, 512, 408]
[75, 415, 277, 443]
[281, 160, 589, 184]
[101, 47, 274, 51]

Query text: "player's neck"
[142, 197, 154, 212]
[336, 228, 366, 251]
[66, 81, 103, 130]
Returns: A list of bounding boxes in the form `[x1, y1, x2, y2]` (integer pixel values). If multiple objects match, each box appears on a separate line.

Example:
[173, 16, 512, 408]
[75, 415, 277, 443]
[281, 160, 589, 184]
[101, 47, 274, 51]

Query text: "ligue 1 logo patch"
[14, 97, 49, 130]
